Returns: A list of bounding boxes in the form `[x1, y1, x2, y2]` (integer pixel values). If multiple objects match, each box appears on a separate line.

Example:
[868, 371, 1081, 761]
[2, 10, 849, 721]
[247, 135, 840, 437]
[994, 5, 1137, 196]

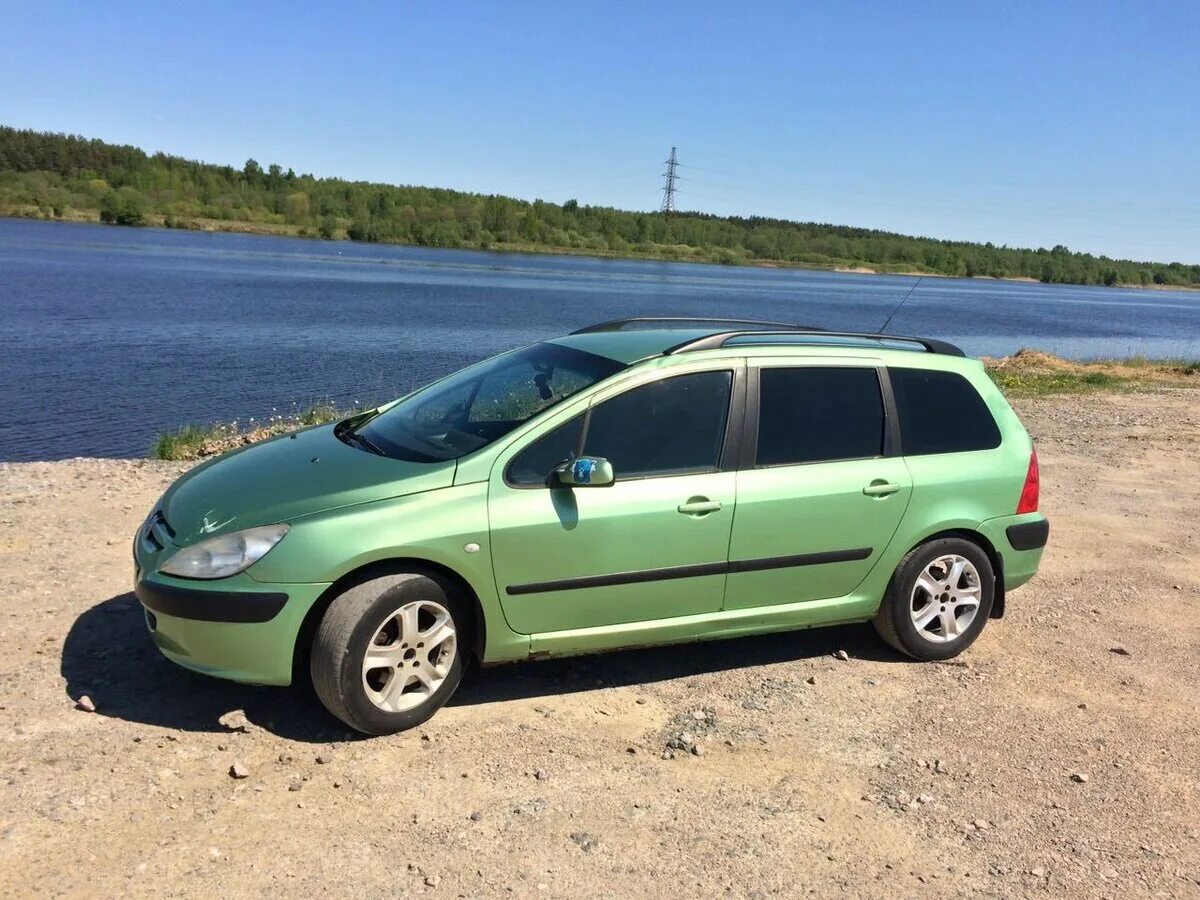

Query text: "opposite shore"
[6, 207, 1198, 293]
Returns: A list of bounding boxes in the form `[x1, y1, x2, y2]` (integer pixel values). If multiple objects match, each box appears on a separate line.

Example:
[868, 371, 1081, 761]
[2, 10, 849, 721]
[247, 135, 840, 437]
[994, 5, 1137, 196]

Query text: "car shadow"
[61, 593, 348, 743]
[451, 620, 904, 708]
[63, 593, 907, 742]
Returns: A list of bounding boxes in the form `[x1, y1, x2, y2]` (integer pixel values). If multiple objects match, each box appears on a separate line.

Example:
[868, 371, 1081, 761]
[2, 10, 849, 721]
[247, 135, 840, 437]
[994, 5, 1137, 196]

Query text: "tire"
[873, 537, 995, 661]
[310, 572, 468, 735]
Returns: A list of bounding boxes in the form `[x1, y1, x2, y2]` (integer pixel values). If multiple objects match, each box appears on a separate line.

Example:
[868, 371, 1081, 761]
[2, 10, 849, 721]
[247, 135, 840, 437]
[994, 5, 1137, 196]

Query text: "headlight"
[159, 524, 290, 580]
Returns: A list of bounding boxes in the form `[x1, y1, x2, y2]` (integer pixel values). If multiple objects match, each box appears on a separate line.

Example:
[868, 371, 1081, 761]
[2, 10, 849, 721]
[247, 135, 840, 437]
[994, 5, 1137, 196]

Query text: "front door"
[724, 362, 912, 610]
[490, 367, 739, 635]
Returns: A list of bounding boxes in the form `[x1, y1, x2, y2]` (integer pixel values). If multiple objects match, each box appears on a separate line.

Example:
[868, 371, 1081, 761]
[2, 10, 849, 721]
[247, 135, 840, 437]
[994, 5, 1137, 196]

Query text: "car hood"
[161, 424, 457, 545]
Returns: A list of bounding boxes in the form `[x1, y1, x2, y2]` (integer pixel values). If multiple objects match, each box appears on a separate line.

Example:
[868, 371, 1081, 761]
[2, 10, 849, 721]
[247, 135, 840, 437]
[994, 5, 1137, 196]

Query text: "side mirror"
[554, 456, 614, 487]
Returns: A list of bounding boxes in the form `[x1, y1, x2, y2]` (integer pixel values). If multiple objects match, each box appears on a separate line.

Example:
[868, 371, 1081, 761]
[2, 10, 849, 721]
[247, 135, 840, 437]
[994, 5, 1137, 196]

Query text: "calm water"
[2, 218, 1199, 461]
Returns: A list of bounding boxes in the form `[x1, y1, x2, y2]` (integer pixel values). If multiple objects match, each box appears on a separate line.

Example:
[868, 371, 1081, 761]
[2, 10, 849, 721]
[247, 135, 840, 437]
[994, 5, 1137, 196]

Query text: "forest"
[2, 125, 1197, 288]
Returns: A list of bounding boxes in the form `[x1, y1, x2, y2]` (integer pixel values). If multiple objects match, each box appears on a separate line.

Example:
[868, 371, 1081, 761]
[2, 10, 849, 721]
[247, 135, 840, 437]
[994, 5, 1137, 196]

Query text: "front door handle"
[678, 498, 723, 515]
[862, 481, 901, 497]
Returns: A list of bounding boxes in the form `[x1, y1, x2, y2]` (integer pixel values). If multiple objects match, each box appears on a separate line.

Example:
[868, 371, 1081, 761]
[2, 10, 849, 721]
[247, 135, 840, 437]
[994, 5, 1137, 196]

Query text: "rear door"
[723, 359, 911, 610]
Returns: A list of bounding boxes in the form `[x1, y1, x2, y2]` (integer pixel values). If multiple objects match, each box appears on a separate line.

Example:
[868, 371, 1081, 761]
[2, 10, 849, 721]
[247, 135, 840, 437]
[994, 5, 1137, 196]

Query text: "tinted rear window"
[756, 367, 885, 466]
[889, 368, 1001, 455]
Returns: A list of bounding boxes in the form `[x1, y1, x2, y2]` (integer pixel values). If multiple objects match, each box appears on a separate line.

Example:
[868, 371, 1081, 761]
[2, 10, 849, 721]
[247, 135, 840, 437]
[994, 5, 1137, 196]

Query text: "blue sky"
[3, 1, 1197, 263]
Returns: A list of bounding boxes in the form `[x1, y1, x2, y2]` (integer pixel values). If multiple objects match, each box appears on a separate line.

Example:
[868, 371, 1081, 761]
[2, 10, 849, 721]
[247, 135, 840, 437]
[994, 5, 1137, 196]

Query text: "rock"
[569, 832, 600, 852]
[228, 761, 250, 779]
[288, 782, 302, 792]
[315, 754, 329, 765]
[75, 695, 96, 712]
[691, 744, 705, 757]
[1070, 772, 1089, 783]
[805, 675, 817, 685]
[1030, 866, 1047, 878]
[934, 759, 949, 774]
[834, 650, 850, 661]
[635, 697, 647, 705]
[625, 746, 637, 755]
[1108, 646, 1131, 656]
[218, 710, 252, 733]
[535, 769, 548, 781]
[469, 811, 482, 821]
[1173, 584, 1182, 591]
[917, 794, 934, 804]
[424, 875, 440, 887]
[973, 818, 991, 830]
[692, 709, 708, 721]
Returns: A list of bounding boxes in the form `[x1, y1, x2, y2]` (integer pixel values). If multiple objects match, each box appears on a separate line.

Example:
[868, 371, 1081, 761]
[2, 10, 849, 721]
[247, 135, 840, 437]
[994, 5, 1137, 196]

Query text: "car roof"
[547, 318, 966, 365]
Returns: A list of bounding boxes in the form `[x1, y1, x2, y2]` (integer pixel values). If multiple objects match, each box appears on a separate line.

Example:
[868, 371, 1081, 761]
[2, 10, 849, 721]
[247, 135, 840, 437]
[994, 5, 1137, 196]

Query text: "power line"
[660, 146, 679, 214]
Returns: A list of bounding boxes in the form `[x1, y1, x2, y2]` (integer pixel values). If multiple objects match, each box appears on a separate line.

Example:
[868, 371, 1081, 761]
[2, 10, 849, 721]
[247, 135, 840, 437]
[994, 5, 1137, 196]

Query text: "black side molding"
[136, 579, 288, 623]
[506, 547, 872, 596]
[1006, 519, 1050, 552]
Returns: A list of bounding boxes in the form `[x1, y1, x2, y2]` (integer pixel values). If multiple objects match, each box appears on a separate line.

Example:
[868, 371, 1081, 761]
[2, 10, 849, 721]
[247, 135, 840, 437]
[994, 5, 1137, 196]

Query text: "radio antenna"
[876, 275, 923, 334]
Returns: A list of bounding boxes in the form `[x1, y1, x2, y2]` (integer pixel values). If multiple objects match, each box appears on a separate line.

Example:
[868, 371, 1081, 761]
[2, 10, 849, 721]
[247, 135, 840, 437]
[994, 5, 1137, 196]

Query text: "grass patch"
[984, 349, 1199, 397]
[151, 402, 354, 461]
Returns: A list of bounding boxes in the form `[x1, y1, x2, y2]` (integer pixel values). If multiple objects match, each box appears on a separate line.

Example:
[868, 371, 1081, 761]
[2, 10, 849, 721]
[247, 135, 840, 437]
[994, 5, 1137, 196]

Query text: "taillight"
[1016, 449, 1039, 514]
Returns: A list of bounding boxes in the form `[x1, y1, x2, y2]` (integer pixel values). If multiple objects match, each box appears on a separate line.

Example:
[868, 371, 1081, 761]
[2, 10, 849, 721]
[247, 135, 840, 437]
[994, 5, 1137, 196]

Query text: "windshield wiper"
[334, 417, 385, 455]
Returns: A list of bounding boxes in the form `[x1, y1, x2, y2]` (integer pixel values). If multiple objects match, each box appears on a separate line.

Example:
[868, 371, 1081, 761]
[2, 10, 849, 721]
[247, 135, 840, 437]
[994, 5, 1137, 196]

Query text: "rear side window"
[889, 368, 1001, 455]
[756, 367, 885, 466]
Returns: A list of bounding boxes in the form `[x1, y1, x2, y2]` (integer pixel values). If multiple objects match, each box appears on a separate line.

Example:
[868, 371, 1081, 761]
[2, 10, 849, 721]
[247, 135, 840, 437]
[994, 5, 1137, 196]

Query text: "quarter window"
[755, 367, 885, 466]
[889, 368, 1001, 455]
[583, 371, 732, 478]
[507, 416, 584, 486]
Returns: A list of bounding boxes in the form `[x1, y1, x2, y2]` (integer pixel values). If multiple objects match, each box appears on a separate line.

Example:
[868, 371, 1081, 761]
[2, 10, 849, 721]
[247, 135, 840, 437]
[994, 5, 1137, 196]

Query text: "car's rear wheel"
[874, 537, 995, 660]
[311, 572, 467, 735]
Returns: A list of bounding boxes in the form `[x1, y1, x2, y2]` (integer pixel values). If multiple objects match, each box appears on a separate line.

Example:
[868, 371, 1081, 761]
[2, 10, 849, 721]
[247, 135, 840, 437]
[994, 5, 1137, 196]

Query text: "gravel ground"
[0, 389, 1198, 898]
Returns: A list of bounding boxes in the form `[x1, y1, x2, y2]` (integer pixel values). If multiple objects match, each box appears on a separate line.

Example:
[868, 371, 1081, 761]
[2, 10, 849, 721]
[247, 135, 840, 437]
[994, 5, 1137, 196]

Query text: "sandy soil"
[1, 389, 1198, 898]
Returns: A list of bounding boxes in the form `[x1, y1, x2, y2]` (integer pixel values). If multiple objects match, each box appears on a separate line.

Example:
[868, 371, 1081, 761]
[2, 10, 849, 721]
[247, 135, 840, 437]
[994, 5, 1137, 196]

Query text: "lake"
[2, 217, 1198, 461]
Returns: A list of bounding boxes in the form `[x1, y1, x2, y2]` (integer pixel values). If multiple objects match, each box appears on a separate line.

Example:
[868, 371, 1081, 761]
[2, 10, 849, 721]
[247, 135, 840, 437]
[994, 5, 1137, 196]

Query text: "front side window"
[889, 368, 1001, 455]
[354, 343, 624, 462]
[756, 367, 885, 466]
[583, 371, 732, 479]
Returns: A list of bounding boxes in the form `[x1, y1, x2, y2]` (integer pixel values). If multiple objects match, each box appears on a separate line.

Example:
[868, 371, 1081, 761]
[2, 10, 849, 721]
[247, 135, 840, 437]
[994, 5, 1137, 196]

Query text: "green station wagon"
[134, 318, 1048, 734]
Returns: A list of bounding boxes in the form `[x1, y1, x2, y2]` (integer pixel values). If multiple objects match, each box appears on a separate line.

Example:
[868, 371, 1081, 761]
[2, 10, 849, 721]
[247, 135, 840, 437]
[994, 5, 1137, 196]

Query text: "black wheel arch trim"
[1006, 519, 1050, 552]
[136, 579, 288, 624]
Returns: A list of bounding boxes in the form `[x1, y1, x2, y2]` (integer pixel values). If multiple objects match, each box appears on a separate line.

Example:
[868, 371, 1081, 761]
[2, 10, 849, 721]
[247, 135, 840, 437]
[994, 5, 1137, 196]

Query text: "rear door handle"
[862, 481, 901, 497]
[678, 498, 723, 515]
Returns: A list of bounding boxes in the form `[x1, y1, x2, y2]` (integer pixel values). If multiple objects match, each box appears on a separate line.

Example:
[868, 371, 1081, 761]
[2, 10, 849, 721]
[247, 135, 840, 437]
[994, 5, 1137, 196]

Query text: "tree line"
[1, 125, 1196, 288]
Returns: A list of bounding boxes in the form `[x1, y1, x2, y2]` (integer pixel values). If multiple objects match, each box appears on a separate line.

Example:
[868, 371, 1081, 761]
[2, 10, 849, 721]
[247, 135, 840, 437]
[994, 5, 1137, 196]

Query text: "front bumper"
[135, 570, 330, 686]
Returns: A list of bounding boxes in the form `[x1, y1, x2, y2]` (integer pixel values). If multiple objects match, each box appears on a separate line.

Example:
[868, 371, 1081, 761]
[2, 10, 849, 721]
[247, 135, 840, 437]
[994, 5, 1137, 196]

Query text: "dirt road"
[1, 390, 1198, 898]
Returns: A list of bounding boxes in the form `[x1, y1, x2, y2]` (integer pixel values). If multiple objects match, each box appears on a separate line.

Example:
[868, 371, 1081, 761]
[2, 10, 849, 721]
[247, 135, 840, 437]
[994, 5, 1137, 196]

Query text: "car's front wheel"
[310, 572, 467, 735]
[873, 537, 995, 661]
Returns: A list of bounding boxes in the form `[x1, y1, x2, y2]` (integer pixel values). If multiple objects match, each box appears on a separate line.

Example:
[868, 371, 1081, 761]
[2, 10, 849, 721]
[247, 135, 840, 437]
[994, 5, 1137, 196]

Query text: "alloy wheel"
[909, 554, 982, 643]
[361, 599, 457, 712]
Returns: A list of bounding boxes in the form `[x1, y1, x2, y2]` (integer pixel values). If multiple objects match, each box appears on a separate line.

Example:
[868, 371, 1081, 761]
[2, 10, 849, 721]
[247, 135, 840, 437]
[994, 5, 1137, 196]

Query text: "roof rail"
[663, 330, 966, 357]
[571, 316, 823, 334]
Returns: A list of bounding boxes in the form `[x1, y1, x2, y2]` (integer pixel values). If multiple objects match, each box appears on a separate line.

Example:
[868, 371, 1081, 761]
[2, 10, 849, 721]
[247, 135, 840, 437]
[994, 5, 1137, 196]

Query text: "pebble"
[535, 769, 548, 781]
[805, 676, 817, 685]
[1070, 772, 1089, 783]
[469, 811, 482, 821]
[424, 875, 440, 887]
[973, 818, 991, 830]
[1030, 866, 1047, 878]
[315, 754, 329, 765]
[834, 650, 850, 661]
[1108, 646, 1131, 656]
[917, 794, 933, 804]
[228, 761, 249, 779]
[75, 695, 96, 712]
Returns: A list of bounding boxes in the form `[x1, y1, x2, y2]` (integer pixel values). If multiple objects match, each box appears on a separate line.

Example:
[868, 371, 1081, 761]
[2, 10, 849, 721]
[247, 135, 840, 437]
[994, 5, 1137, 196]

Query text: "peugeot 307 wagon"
[134, 318, 1049, 734]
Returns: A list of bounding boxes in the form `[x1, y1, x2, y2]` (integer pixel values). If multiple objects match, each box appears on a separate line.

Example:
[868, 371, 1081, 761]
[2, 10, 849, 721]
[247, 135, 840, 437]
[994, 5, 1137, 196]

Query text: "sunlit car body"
[134, 318, 1048, 734]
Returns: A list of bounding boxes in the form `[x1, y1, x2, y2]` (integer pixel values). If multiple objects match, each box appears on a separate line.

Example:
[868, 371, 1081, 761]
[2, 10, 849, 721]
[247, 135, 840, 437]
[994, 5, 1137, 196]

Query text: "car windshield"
[352, 342, 625, 462]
